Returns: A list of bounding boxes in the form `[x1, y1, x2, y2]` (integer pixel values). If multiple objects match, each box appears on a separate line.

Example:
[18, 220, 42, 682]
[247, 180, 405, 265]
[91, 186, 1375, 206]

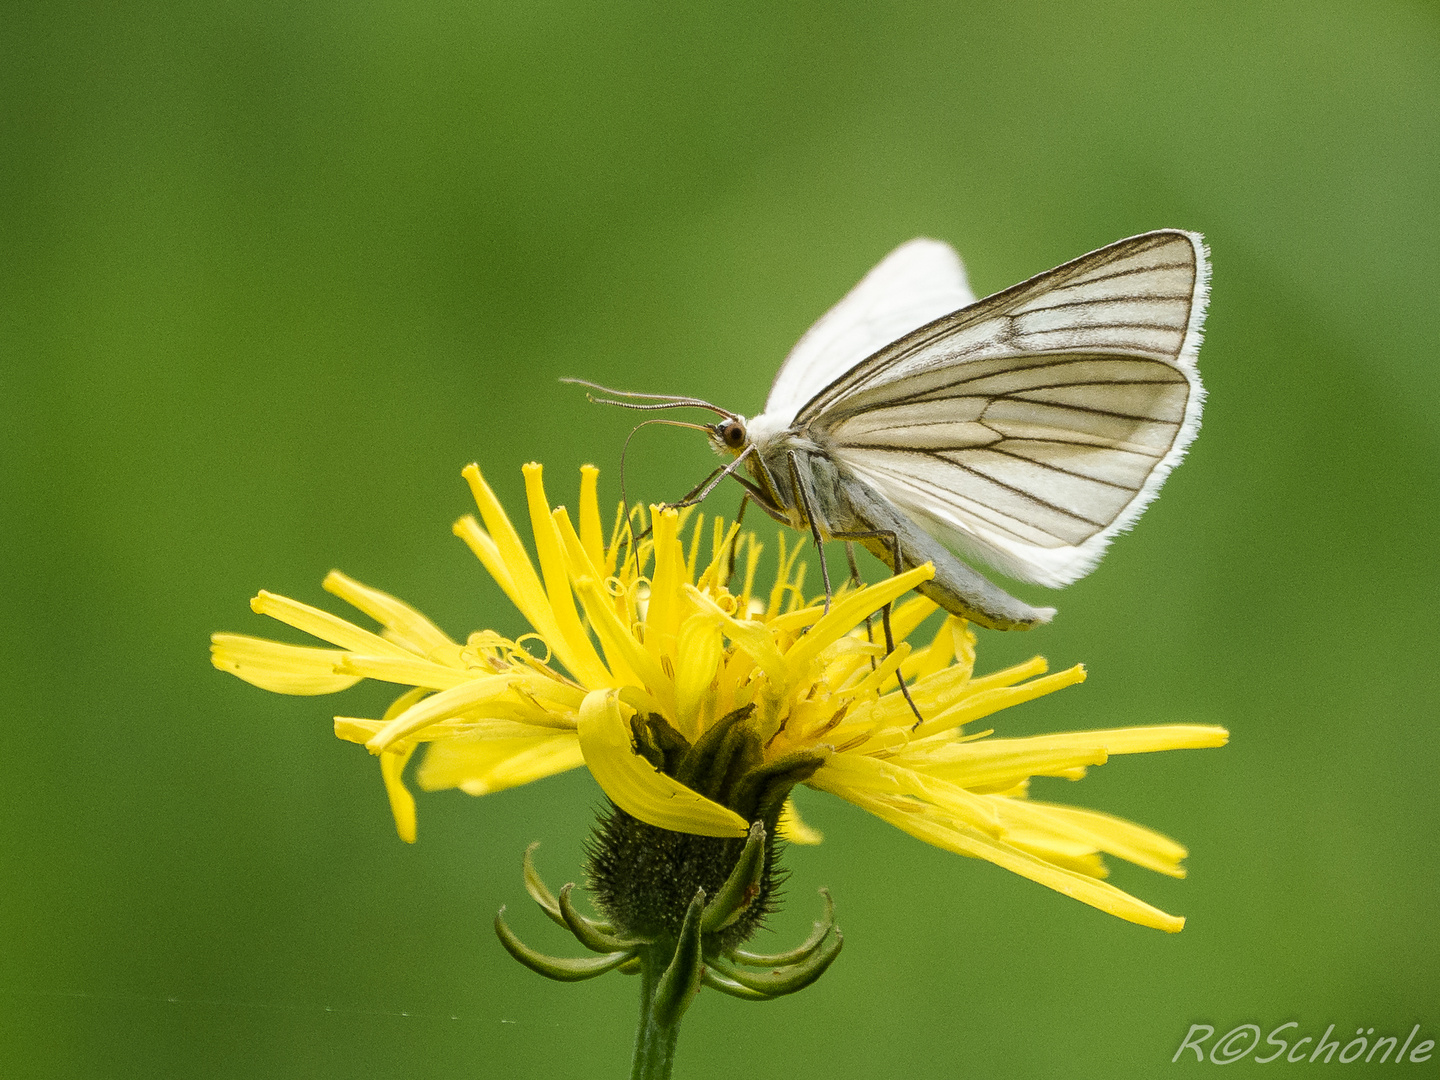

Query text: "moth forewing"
[782, 230, 1209, 590]
[796, 231, 1203, 424]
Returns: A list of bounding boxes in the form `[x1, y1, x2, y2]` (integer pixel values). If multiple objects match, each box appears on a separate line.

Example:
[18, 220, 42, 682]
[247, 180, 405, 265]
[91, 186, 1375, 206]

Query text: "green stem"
[630, 945, 683, 1080]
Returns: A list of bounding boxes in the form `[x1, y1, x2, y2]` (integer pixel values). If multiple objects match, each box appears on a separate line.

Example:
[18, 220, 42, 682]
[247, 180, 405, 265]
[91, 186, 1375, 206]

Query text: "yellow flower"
[211, 462, 1227, 933]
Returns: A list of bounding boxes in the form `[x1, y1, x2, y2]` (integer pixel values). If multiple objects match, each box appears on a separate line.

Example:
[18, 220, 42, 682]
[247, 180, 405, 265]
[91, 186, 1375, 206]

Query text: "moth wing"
[813, 230, 1209, 588]
[759, 238, 977, 428]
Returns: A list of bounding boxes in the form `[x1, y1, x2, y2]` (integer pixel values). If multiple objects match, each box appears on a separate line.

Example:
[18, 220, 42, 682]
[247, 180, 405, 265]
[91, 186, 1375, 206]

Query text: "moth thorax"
[744, 412, 789, 444]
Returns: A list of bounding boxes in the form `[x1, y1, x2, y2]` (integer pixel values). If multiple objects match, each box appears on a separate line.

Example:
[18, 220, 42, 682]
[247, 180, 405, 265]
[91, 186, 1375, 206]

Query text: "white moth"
[577, 230, 1209, 631]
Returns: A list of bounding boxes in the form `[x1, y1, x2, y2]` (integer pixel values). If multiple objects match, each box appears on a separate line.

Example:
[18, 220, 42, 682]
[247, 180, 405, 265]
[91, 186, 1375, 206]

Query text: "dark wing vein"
[1015, 320, 1188, 335]
[850, 454, 1088, 547]
[819, 355, 1185, 415]
[1017, 293, 1195, 315]
[798, 231, 1199, 427]
[837, 442, 1143, 492]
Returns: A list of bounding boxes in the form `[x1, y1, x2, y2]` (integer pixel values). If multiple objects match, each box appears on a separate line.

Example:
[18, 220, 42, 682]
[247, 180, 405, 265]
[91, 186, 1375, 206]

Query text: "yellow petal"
[322, 571, 457, 658]
[1032, 725, 1230, 754]
[777, 796, 824, 845]
[846, 642, 912, 700]
[366, 674, 523, 751]
[335, 654, 478, 690]
[1002, 829, 1110, 878]
[453, 515, 519, 599]
[334, 717, 383, 744]
[737, 536, 762, 615]
[460, 464, 574, 673]
[576, 689, 747, 838]
[604, 499, 632, 579]
[950, 619, 978, 679]
[338, 717, 555, 744]
[210, 633, 360, 695]
[461, 737, 584, 794]
[843, 788, 1184, 932]
[571, 575, 673, 713]
[416, 732, 584, 794]
[784, 564, 935, 679]
[811, 753, 1001, 835]
[900, 614, 958, 683]
[901, 739, 1110, 790]
[911, 664, 1088, 739]
[249, 591, 415, 659]
[697, 519, 744, 593]
[551, 506, 602, 580]
[837, 655, 1022, 740]
[578, 465, 606, 573]
[887, 594, 939, 642]
[551, 506, 642, 684]
[966, 655, 1047, 693]
[522, 463, 615, 689]
[672, 613, 724, 740]
[683, 584, 787, 683]
[381, 743, 419, 843]
[645, 507, 685, 655]
[684, 511, 706, 580]
[378, 687, 429, 843]
[1007, 800, 1190, 877]
[765, 532, 804, 619]
[765, 602, 826, 635]
[510, 668, 587, 713]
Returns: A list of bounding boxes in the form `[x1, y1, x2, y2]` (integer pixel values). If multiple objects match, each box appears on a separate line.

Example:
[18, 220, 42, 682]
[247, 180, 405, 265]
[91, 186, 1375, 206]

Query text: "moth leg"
[660, 445, 758, 514]
[829, 527, 906, 578]
[667, 464, 726, 510]
[844, 541, 878, 670]
[879, 600, 923, 730]
[626, 463, 729, 550]
[731, 473, 790, 524]
[830, 526, 923, 729]
[630, 447, 761, 553]
[724, 493, 751, 589]
[786, 450, 833, 615]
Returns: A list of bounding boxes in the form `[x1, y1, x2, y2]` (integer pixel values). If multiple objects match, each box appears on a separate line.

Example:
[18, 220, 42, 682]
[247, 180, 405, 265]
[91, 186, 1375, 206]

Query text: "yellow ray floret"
[577, 689, 748, 838]
[211, 461, 1228, 932]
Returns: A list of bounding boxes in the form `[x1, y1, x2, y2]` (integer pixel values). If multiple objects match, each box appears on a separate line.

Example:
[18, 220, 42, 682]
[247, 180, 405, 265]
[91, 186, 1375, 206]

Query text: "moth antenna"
[561, 377, 737, 419]
[561, 377, 700, 401]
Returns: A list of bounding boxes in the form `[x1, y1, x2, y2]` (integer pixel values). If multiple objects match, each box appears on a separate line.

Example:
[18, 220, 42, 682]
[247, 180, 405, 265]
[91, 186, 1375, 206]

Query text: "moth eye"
[724, 421, 746, 448]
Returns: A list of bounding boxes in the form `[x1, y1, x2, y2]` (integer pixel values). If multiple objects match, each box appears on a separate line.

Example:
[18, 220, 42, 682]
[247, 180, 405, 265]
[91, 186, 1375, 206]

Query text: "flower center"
[586, 704, 826, 947]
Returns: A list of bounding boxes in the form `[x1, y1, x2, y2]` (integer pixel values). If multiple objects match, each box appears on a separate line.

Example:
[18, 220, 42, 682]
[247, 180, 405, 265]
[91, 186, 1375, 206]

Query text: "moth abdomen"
[830, 463, 1055, 632]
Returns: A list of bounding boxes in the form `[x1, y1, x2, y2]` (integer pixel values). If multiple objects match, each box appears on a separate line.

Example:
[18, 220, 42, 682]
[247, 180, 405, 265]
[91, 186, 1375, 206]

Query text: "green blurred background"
[3, 1, 1438, 1076]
